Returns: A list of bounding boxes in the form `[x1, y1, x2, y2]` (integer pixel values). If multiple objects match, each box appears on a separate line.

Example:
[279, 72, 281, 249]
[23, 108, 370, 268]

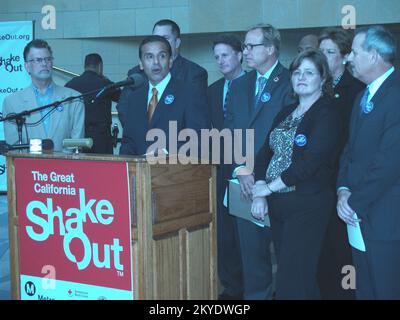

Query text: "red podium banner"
[15, 158, 133, 300]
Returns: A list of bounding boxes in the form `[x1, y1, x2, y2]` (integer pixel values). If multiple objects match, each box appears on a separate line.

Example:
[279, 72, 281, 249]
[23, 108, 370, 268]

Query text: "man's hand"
[237, 173, 254, 201]
[337, 189, 361, 226]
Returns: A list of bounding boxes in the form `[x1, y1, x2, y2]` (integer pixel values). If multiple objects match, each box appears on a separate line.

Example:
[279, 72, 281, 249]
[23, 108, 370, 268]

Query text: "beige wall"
[1, 0, 399, 85]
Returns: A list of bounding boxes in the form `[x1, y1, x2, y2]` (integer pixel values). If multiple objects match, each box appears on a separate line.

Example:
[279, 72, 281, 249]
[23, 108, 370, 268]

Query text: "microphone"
[63, 138, 93, 149]
[0, 139, 54, 154]
[112, 123, 119, 148]
[92, 73, 145, 102]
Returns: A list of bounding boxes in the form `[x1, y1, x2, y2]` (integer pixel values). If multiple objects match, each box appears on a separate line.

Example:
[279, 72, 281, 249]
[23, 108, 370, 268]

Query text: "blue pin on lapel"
[56, 104, 64, 112]
[164, 94, 175, 105]
[261, 92, 271, 103]
[295, 134, 307, 147]
[362, 101, 374, 114]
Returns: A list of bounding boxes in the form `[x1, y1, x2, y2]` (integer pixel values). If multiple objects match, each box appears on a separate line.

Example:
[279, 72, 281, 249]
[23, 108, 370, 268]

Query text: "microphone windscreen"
[42, 139, 54, 151]
[128, 73, 145, 88]
[63, 138, 93, 149]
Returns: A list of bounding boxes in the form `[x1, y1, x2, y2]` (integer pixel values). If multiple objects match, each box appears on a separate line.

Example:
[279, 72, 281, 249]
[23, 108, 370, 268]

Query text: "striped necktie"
[148, 87, 158, 122]
[359, 88, 370, 114]
[223, 80, 231, 118]
[254, 76, 267, 109]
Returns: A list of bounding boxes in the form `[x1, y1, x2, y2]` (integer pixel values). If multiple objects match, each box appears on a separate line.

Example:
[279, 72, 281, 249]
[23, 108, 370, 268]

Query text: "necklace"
[332, 72, 344, 88]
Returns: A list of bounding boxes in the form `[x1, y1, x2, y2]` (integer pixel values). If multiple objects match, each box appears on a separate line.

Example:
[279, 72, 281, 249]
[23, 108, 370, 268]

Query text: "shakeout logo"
[25, 170, 124, 272]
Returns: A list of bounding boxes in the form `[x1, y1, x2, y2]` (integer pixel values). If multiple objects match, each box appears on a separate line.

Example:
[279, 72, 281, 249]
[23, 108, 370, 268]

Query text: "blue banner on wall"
[0, 21, 33, 192]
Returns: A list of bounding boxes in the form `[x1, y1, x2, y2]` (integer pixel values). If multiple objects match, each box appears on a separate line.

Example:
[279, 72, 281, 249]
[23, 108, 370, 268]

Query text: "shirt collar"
[225, 69, 246, 86]
[32, 81, 54, 96]
[256, 60, 279, 81]
[148, 72, 171, 96]
[367, 66, 395, 99]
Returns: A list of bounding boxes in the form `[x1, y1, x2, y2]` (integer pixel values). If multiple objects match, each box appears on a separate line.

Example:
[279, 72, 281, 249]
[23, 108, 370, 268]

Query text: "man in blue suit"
[118, 35, 209, 156]
[207, 34, 246, 299]
[337, 25, 400, 299]
[225, 24, 293, 299]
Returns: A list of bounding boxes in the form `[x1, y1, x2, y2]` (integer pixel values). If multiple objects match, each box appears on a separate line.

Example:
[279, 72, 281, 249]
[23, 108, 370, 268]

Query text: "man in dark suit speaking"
[118, 35, 209, 156]
[118, 20, 208, 124]
[337, 25, 400, 299]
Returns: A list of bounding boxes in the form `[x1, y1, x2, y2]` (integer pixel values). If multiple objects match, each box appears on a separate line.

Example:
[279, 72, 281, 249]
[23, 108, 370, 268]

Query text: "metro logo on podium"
[14, 158, 133, 300]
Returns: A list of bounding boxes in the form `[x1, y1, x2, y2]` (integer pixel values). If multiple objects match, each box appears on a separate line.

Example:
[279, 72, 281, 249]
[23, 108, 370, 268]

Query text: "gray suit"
[225, 63, 293, 299]
[3, 83, 84, 151]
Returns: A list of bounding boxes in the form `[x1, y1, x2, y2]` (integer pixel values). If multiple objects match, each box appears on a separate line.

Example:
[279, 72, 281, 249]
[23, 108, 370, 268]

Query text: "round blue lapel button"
[56, 104, 64, 112]
[363, 101, 374, 114]
[164, 94, 175, 105]
[261, 92, 271, 103]
[295, 134, 307, 147]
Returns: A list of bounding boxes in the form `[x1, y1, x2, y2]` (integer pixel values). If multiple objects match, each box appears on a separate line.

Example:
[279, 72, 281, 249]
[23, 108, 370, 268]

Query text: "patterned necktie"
[148, 87, 158, 122]
[223, 80, 231, 119]
[359, 87, 370, 114]
[254, 76, 267, 109]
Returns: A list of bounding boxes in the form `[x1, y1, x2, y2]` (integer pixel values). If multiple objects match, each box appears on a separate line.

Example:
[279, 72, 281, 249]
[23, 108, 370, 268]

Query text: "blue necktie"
[359, 88, 370, 114]
[254, 76, 267, 109]
[223, 80, 231, 118]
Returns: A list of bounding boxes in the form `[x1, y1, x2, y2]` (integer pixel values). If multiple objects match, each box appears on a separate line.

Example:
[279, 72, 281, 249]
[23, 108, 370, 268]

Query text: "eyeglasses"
[241, 43, 264, 51]
[26, 57, 54, 64]
[292, 69, 318, 78]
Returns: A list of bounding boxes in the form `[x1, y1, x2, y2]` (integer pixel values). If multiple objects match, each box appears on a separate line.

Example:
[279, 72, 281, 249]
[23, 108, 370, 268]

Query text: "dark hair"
[318, 27, 352, 56]
[289, 49, 333, 97]
[153, 19, 181, 38]
[139, 35, 172, 59]
[84, 53, 102, 68]
[212, 34, 242, 53]
[356, 25, 397, 64]
[23, 39, 53, 61]
[247, 23, 281, 56]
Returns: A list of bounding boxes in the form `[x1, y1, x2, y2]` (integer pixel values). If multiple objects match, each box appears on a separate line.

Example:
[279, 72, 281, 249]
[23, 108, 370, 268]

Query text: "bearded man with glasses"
[2, 39, 84, 151]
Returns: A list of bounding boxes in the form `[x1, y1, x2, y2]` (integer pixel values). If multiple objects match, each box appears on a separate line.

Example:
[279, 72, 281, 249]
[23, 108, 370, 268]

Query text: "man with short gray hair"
[337, 25, 400, 299]
[225, 23, 293, 299]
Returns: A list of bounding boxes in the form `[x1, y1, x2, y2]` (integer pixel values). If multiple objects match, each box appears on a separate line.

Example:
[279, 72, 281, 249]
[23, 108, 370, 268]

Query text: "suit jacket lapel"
[136, 83, 149, 128]
[49, 84, 69, 138]
[248, 63, 284, 127]
[171, 55, 183, 79]
[246, 71, 257, 116]
[215, 78, 225, 128]
[351, 70, 398, 146]
[23, 86, 46, 137]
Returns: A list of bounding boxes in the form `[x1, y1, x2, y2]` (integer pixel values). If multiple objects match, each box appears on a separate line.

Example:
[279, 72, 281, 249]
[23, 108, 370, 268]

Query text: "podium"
[7, 152, 217, 300]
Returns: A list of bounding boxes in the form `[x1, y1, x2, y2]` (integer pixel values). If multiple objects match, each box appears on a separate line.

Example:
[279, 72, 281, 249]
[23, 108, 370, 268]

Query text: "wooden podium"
[7, 152, 217, 300]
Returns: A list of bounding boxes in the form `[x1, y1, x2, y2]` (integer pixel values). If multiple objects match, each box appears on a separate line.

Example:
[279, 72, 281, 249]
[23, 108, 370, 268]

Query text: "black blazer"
[332, 69, 364, 149]
[65, 70, 121, 153]
[254, 96, 341, 194]
[207, 77, 225, 130]
[225, 63, 293, 171]
[337, 70, 400, 240]
[65, 71, 120, 129]
[118, 76, 210, 155]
